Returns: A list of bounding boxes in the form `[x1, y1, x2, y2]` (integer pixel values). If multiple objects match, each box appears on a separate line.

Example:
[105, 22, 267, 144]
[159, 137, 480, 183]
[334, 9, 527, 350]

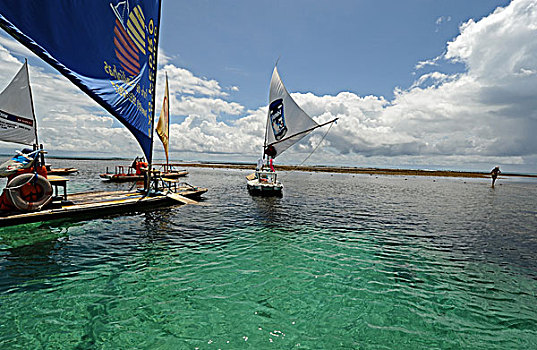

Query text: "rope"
[128, 181, 137, 191]
[280, 121, 335, 181]
[5, 173, 38, 191]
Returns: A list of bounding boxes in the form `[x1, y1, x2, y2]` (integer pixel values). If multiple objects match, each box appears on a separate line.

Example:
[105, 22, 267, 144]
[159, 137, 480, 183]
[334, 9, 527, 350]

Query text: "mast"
[262, 104, 270, 161]
[146, 0, 163, 192]
[262, 62, 280, 161]
[25, 59, 39, 146]
[165, 71, 169, 168]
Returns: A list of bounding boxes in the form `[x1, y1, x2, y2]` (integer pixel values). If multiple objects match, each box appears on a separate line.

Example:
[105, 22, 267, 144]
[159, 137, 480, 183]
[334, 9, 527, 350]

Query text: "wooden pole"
[145, 0, 163, 193]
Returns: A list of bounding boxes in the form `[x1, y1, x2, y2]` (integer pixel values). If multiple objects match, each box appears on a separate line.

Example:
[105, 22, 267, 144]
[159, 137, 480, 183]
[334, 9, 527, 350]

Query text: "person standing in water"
[491, 166, 501, 187]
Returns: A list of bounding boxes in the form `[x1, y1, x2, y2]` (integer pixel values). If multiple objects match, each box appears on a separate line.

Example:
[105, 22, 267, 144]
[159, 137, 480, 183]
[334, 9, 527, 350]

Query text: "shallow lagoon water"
[1, 159, 537, 349]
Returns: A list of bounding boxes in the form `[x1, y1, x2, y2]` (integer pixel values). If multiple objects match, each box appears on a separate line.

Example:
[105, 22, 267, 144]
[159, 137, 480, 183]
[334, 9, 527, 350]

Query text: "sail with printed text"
[0, 0, 162, 162]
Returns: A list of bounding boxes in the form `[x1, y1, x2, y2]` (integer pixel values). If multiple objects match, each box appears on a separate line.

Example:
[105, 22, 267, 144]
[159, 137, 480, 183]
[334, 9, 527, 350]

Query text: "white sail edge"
[0, 61, 38, 146]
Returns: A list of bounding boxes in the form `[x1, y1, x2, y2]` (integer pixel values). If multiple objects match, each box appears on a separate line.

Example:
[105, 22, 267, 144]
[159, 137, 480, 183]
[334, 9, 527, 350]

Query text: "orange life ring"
[6, 173, 53, 212]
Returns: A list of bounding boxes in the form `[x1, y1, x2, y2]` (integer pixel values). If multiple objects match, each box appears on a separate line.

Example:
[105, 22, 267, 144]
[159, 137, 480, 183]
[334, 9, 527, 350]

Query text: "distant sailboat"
[154, 71, 189, 177]
[0, 60, 52, 212]
[0, 61, 38, 147]
[156, 71, 171, 165]
[247, 66, 337, 196]
[0, 60, 78, 177]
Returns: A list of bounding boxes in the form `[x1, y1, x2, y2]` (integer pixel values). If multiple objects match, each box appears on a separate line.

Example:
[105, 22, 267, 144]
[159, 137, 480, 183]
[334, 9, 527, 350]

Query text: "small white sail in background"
[264, 66, 321, 158]
[0, 61, 38, 146]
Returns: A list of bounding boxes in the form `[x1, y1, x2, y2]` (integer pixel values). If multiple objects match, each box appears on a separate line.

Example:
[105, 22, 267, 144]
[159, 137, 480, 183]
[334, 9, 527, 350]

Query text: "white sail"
[0, 62, 37, 146]
[264, 66, 319, 158]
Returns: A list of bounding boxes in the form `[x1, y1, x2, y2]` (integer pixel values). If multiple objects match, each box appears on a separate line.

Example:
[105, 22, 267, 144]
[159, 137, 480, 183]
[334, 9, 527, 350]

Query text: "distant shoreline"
[168, 162, 537, 179]
[29, 155, 536, 178]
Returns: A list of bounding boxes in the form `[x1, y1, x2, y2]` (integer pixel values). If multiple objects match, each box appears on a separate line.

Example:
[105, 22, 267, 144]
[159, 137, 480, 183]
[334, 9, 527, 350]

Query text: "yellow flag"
[156, 73, 169, 163]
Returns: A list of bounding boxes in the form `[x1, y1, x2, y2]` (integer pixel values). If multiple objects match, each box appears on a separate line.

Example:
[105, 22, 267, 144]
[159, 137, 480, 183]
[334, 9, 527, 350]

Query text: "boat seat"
[161, 177, 180, 182]
[48, 175, 69, 201]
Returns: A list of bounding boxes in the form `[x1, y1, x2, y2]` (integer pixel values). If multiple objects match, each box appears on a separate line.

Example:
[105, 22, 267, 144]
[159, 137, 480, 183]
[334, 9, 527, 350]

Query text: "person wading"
[491, 166, 501, 188]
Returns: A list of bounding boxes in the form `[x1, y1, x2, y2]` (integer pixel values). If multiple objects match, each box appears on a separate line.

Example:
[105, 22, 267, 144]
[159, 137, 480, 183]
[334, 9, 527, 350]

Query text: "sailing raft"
[100, 73, 188, 182]
[45, 165, 78, 175]
[100, 157, 188, 182]
[247, 66, 337, 196]
[0, 174, 207, 227]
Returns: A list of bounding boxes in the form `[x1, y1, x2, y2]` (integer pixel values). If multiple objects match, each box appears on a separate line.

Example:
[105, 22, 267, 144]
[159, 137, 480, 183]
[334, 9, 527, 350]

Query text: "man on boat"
[130, 157, 148, 175]
[256, 158, 264, 171]
[264, 145, 277, 172]
[269, 158, 275, 172]
[490, 166, 501, 187]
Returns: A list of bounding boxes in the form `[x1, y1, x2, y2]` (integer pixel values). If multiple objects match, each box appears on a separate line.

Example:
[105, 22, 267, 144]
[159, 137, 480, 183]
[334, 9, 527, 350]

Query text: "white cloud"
[415, 56, 441, 70]
[0, 34, 37, 61]
[411, 72, 451, 88]
[171, 96, 244, 119]
[435, 16, 452, 33]
[157, 47, 173, 66]
[159, 64, 228, 97]
[435, 16, 452, 26]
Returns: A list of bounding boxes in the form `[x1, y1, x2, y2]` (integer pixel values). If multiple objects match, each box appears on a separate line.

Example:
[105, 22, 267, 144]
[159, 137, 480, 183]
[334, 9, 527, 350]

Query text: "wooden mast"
[146, 0, 163, 192]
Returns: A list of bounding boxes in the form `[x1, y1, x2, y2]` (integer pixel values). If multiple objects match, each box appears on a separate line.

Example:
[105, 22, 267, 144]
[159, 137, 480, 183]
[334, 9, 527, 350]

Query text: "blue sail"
[0, 0, 161, 163]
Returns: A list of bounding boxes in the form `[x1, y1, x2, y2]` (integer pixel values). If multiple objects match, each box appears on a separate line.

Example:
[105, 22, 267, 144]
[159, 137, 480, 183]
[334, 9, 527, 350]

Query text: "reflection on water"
[251, 195, 284, 225]
[1, 159, 537, 348]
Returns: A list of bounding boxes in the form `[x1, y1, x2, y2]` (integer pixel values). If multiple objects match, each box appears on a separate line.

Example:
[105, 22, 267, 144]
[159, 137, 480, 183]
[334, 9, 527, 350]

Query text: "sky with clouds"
[1, 0, 537, 173]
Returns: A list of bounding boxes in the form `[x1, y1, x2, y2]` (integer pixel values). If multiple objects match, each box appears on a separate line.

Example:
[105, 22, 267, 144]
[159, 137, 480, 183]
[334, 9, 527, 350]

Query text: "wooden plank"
[165, 192, 198, 204]
[48, 175, 69, 183]
[0, 192, 178, 226]
[1, 187, 207, 227]
[161, 177, 180, 182]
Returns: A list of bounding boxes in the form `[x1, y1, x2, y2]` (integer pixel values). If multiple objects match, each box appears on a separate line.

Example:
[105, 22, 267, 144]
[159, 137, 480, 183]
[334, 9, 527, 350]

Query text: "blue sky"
[1, 0, 537, 173]
[159, 0, 510, 108]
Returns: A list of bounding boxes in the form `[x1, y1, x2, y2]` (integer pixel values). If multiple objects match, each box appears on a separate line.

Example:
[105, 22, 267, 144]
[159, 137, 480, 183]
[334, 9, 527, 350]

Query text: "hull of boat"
[247, 182, 283, 196]
[100, 171, 188, 182]
[0, 187, 207, 227]
[47, 168, 78, 175]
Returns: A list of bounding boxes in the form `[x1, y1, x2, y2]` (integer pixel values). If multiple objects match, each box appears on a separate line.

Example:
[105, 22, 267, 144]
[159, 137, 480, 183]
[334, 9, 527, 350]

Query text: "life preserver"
[6, 173, 53, 212]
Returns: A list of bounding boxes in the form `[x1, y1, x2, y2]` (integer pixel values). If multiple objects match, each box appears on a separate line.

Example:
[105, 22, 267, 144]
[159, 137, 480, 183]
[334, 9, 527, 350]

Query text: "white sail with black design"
[0, 61, 38, 146]
[264, 66, 336, 158]
[247, 66, 337, 196]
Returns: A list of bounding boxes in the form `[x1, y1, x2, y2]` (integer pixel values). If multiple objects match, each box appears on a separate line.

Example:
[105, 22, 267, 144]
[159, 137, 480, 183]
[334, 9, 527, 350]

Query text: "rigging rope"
[5, 173, 38, 191]
[279, 121, 335, 181]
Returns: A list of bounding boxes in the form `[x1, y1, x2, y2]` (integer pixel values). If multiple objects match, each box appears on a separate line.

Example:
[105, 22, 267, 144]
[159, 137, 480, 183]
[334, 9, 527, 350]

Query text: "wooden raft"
[0, 187, 207, 227]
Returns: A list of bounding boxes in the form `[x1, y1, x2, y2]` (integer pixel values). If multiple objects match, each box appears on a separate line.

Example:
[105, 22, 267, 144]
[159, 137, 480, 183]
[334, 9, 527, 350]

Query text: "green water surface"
[1, 162, 537, 349]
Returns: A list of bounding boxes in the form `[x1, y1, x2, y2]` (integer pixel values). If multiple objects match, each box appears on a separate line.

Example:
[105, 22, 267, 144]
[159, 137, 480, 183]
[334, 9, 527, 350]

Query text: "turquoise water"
[1, 160, 537, 349]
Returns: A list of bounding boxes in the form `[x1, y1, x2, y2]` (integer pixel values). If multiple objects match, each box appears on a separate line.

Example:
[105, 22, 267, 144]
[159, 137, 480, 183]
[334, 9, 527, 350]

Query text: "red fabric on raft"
[0, 166, 48, 211]
[134, 161, 148, 175]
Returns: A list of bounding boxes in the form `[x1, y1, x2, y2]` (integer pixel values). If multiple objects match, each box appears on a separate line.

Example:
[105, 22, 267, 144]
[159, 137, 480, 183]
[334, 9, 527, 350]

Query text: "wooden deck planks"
[0, 187, 208, 227]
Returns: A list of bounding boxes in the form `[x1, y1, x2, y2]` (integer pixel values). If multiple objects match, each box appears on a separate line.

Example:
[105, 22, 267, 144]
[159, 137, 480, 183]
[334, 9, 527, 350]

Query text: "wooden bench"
[48, 175, 68, 201]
